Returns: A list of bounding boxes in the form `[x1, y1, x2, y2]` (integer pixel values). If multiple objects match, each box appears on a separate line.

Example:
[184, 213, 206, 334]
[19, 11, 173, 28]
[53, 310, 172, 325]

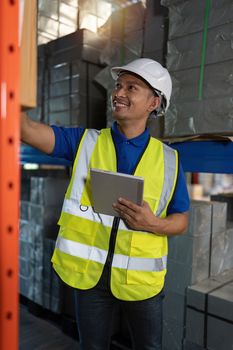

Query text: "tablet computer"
[90, 168, 144, 216]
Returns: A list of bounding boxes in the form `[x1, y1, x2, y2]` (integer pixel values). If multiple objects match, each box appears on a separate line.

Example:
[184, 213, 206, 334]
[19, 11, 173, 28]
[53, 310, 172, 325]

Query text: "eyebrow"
[116, 78, 143, 87]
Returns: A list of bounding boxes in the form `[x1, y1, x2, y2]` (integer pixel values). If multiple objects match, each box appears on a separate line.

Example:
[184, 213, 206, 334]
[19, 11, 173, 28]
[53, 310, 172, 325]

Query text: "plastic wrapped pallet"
[142, 0, 168, 65]
[99, 2, 145, 67]
[98, 2, 145, 39]
[28, 29, 107, 128]
[163, 201, 212, 350]
[43, 238, 62, 313]
[163, 199, 230, 350]
[19, 220, 44, 304]
[30, 177, 68, 206]
[183, 339, 205, 350]
[211, 193, 233, 221]
[22, 202, 60, 239]
[100, 31, 143, 67]
[167, 22, 233, 71]
[185, 269, 233, 349]
[162, 0, 233, 39]
[161, 0, 233, 137]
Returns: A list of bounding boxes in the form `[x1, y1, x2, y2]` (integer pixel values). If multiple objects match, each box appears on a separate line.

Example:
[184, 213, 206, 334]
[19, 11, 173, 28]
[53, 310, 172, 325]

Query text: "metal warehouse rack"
[0, 1, 20, 349]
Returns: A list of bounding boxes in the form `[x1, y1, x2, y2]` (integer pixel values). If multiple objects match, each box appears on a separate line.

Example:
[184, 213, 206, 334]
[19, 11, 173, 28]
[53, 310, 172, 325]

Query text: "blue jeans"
[74, 267, 164, 350]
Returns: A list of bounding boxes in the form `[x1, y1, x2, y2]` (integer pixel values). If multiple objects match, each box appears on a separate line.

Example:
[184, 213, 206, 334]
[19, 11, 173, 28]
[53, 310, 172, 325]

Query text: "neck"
[116, 121, 147, 139]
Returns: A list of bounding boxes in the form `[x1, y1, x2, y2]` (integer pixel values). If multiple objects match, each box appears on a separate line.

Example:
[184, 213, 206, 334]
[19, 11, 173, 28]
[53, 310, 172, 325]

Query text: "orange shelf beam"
[0, 1, 20, 349]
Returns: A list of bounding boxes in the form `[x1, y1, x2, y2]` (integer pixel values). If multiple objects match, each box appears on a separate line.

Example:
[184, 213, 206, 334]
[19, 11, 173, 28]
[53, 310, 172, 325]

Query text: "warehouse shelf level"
[21, 140, 233, 174]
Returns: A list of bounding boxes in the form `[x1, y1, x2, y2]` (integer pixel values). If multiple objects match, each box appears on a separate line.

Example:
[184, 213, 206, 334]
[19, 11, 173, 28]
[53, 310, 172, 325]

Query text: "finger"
[118, 197, 141, 211]
[115, 204, 136, 219]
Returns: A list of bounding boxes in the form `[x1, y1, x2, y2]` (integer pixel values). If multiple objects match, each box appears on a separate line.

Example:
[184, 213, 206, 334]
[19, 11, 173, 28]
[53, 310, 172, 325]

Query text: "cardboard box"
[20, 0, 37, 109]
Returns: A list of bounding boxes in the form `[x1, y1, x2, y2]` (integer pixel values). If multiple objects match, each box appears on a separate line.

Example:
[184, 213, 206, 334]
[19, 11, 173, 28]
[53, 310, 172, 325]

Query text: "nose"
[114, 84, 127, 98]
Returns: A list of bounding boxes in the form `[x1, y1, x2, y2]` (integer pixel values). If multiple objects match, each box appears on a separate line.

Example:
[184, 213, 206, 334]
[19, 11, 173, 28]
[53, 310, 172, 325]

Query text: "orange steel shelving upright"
[0, 1, 20, 349]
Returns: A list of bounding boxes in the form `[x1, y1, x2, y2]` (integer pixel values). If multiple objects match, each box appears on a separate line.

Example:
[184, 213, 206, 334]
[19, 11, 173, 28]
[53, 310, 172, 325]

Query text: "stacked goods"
[99, 2, 145, 67]
[184, 269, 233, 350]
[43, 238, 62, 314]
[143, 0, 169, 138]
[163, 199, 233, 350]
[19, 176, 69, 313]
[142, 0, 168, 65]
[28, 29, 107, 129]
[19, 220, 43, 303]
[163, 201, 213, 350]
[161, 0, 233, 137]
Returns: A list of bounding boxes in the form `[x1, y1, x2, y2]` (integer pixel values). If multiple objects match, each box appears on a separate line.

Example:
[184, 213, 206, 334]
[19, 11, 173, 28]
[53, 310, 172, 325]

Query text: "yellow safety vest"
[51, 128, 178, 301]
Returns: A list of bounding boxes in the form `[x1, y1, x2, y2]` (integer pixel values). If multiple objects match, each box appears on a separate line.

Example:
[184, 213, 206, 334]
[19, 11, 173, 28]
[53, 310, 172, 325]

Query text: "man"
[21, 58, 189, 350]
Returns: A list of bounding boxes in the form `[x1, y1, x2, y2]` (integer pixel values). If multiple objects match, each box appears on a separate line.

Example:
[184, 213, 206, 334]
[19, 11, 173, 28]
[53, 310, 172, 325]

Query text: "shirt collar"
[111, 121, 150, 147]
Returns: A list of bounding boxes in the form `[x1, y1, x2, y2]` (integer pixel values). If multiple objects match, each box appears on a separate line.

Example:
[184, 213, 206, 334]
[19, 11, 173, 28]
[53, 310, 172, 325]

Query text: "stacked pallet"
[19, 176, 69, 313]
[185, 269, 233, 350]
[28, 29, 107, 129]
[161, 0, 233, 137]
[163, 199, 233, 350]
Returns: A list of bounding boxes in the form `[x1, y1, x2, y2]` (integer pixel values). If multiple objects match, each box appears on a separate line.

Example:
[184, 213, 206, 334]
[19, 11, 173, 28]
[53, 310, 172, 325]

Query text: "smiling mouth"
[113, 98, 129, 108]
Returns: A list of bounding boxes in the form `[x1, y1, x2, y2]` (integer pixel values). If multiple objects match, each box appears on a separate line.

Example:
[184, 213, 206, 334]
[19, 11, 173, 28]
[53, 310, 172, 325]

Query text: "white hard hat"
[111, 58, 172, 112]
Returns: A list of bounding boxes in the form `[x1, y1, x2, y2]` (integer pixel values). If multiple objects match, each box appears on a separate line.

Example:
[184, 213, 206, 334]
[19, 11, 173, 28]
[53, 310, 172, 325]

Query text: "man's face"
[111, 73, 159, 124]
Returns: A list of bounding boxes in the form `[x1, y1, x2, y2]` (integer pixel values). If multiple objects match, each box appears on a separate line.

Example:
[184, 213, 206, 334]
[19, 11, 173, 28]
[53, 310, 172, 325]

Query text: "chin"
[113, 108, 129, 116]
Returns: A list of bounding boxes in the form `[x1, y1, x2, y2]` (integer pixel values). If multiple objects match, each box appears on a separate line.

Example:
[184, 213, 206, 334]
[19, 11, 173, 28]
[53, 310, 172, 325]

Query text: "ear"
[147, 96, 160, 113]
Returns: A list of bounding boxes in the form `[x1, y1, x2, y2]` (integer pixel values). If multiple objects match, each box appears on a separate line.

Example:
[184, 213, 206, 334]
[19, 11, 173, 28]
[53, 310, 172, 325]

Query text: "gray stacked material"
[161, 0, 233, 137]
[142, 0, 168, 65]
[19, 220, 44, 305]
[43, 238, 62, 314]
[163, 200, 212, 350]
[211, 193, 233, 222]
[30, 177, 68, 206]
[99, 3, 145, 66]
[163, 199, 230, 350]
[142, 0, 169, 138]
[210, 194, 233, 275]
[20, 177, 68, 240]
[47, 29, 107, 66]
[28, 29, 107, 129]
[94, 67, 115, 128]
[19, 176, 68, 311]
[210, 221, 233, 276]
[185, 269, 233, 350]
[26, 202, 61, 239]
[21, 168, 68, 207]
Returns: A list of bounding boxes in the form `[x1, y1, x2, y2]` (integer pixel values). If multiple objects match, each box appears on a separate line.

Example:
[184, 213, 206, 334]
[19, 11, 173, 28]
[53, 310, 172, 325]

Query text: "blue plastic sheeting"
[171, 141, 233, 174]
[20, 145, 72, 166]
[21, 141, 233, 174]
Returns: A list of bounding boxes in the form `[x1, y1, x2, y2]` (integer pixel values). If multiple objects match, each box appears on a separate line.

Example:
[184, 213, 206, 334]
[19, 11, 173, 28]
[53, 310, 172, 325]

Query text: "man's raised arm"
[20, 112, 55, 154]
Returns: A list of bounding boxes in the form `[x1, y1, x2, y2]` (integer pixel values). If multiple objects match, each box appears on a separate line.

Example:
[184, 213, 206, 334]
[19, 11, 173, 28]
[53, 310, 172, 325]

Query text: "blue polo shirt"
[51, 122, 190, 215]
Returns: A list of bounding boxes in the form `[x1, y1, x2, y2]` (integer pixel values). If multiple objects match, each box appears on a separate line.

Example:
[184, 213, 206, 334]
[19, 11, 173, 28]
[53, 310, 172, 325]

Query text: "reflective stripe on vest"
[56, 236, 167, 272]
[62, 197, 114, 228]
[156, 143, 177, 216]
[56, 236, 107, 264]
[112, 253, 167, 271]
[70, 129, 100, 201]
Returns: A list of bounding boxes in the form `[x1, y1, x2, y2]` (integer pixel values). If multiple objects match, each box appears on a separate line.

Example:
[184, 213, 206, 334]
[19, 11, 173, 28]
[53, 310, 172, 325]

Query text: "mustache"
[112, 96, 129, 104]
